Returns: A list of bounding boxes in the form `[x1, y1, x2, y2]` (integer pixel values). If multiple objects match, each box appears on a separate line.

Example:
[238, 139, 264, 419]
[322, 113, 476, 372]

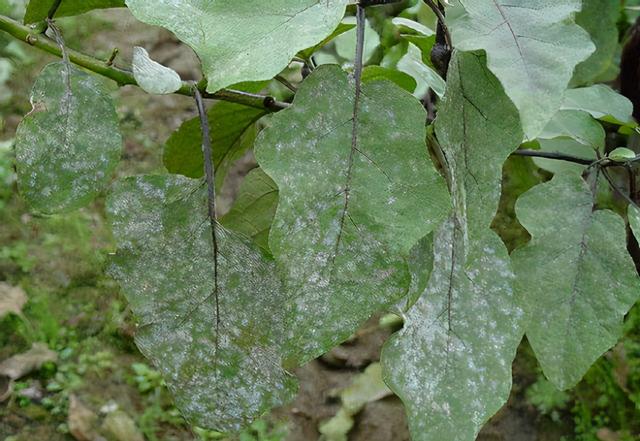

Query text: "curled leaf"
[132, 47, 182, 95]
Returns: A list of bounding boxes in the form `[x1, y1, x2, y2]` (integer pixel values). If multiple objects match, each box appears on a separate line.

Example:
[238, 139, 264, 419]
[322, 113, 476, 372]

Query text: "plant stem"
[512, 149, 594, 165]
[47, 0, 63, 19]
[0, 14, 288, 111]
[423, 0, 452, 49]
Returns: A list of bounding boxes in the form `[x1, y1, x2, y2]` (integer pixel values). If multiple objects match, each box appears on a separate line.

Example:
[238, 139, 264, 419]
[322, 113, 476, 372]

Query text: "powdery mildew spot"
[107, 175, 297, 432]
[254, 65, 450, 363]
[14, 62, 122, 214]
[381, 52, 525, 441]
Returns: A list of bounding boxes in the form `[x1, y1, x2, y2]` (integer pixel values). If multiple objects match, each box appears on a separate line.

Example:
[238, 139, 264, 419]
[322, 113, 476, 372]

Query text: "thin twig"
[601, 166, 639, 208]
[0, 14, 288, 111]
[512, 149, 594, 165]
[105, 47, 118, 66]
[423, 0, 452, 49]
[275, 75, 297, 93]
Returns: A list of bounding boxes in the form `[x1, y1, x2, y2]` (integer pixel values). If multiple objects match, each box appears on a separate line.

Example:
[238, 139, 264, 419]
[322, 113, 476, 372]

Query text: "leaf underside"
[255, 64, 450, 363]
[15, 61, 122, 214]
[451, 0, 594, 139]
[124, 0, 349, 93]
[381, 51, 524, 441]
[107, 175, 297, 432]
[512, 173, 640, 390]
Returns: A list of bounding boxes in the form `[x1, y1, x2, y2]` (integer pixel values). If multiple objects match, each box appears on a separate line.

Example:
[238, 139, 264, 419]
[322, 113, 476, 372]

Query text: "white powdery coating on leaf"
[381, 51, 525, 441]
[512, 174, 640, 389]
[107, 175, 297, 432]
[15, 62, 122, 214]
[255, 65, 450, 363]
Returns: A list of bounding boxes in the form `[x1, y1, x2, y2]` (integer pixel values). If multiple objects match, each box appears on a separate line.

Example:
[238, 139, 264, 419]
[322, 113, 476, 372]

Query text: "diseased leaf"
[255, 65, 449, 362]
[220, 168, 278, 253]
[125, 0, 348, 93]
[630, 204, 640, 241]
[451, 0, 594, 139]
[15, 62, 122, 214]
[512, 173, 640, 389]
[163, 96, 267, 183]
[562, 85, 634, 125]
[381, 51, 524, 441]
[107, 175, 297, 432]
[572, 0, 620, 86]
[132, 47, 182, 95]
[24, 0, 124, 23]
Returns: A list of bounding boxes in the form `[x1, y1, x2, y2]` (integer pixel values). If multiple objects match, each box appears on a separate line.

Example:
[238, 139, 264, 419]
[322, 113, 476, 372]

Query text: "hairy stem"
[0, 14, 288, 111]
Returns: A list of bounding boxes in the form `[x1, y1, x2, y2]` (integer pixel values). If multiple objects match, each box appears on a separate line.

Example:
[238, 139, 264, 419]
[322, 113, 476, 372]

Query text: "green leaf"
[392, 17, 434, 36]
[401, 34, 436, 67]
[382, 51, 524, 441]
[24, 0, 124, 23]
[107, 174, 297, 432]
[562, 85, 634, 125]
[538, 110, 605, 149]
[512, 173, 640, 390]
[125, 0, 348, 93]
[451, 0, 594, 139]
[361, 66, 417, 93]
[255, 65, 449, 362]
[220, 168, 278, 253]
[397, 43, 445, 98]
[163, 97, 267, 183]
[15, 62, 122, 214]
[297, 22, 355, 60]
[630, 204, 640, 242]
[608, 147, 637, 162]
[334, 16, 380, 64]
[132, 46, 182, 95]
[571, 0, 620, 86]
